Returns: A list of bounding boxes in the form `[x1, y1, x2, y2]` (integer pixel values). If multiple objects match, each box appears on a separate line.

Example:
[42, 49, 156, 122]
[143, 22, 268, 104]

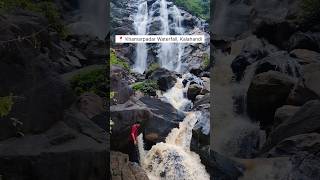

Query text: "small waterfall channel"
[137, 74, 210, 179]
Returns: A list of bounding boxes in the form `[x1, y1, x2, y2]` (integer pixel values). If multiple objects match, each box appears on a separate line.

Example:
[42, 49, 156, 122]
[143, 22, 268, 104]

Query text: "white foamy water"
[163, 76, 192, 111]
[133, 0, 149, 74]
[140, 112, 210, 180]
[132, 0, 188, 73]
[157, 0, 185, 72]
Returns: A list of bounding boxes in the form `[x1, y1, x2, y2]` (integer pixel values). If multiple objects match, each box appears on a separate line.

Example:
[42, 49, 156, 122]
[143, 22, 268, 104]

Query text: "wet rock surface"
[111, 151, 149, 180]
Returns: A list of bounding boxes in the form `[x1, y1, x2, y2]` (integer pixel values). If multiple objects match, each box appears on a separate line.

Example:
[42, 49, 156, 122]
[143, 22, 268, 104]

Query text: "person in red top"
[129, 122, 141, 163]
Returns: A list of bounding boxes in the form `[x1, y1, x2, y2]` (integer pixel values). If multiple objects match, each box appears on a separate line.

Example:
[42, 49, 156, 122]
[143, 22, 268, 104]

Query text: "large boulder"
[267, 133, 320, 157]
[230, 36, 279, 81]
[147, 68, 177, 91]
[110, 151, 149, 180]
[195, 148, 244, 180]
[262, 100, 320, 152]
[0, 121, 108, 180]
[187, 84, 202, 101]
[212, 0, 300, 39]
[288, 32, 320, 52]
[288, 63, 320, 105]
[255, 51, 301, 78]
[231, 50, 267, 81]
[110, 100, 152, 151]
[111, 65, 134, 104]
[247, 71, 297, 129]
[273, 105, 300, 129]
[290, 49, 320, 65]
[288, 153, 320, 180]
[139, 97, 185, 146]
[254, 20, 296, 49]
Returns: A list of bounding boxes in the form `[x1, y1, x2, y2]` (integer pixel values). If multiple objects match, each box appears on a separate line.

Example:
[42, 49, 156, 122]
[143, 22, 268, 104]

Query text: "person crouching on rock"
[129, 122, 141, 163]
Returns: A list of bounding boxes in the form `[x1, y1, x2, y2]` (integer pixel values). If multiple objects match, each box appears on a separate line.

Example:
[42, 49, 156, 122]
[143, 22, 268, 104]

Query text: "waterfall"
[133, 0, 149, 74]
[172, 5, 185, 72]
[78, 0, 107, 39]
[137, 73, 209, 179]
[163, 75, 192, 111]
[132, 0, 186, 73]
[158, 1, 185, 72]
[141, 112, 210, 180]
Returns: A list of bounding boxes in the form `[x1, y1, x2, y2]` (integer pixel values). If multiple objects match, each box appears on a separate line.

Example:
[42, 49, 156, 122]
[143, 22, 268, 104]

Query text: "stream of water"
[138, 73, 210, 179]
[132, 0, 186, 73]
[132, 0, 210, 179]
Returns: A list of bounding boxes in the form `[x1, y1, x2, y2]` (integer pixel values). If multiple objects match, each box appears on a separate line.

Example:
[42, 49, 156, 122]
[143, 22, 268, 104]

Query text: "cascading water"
[136, 73, 210, 179]
[132, 0, 210, 178]
[158, 0, 185, 72]
[163, 75, 192, 111]
[139, 112, 210, 180]
[132, 0, 186, 73]
[133, 0, 149, 74]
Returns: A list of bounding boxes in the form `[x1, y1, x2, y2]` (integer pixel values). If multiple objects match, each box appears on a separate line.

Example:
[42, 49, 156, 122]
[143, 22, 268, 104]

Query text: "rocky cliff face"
[211, 0, 320, 179]
[0, 2, 109, 179]
[111, 0, 210, 72]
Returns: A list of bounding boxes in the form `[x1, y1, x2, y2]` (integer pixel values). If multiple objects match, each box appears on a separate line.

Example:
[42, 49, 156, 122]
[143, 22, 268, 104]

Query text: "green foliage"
[110, 91, 115, 99]
[0, 95, 14, 118]
[70, 68, 107, 97]
[131, 80, 159, 96]
[174, 0, 209, 20]
[202, 53, 210, 68]
[146, 63, 160, 76]
[110, 49, 130, 71]
[300, 0, 320, 26]
[0, 0, 68, 38]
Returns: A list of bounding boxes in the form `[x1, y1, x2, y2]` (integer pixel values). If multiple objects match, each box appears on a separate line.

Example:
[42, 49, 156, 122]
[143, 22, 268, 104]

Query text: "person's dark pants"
[129, 142, 139, 163]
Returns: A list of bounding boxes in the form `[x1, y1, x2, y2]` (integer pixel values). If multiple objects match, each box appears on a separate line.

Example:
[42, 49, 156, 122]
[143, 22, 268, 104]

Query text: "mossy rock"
[69, 66, 107, 97]
[131, 80, 159, 96]
[0, 0, 68, 38]
[0, 95, 14, 118]
[110, 49, 130, 71]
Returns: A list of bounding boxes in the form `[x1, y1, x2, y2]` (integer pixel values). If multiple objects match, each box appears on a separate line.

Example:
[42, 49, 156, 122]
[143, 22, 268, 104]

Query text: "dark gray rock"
[273, 105, 300, 129]
[288, 32, 320, 52]
[187, 84, 202, 101]
[148, 68, 177, 91]
[267, 133, 320, 157]
[262, 100, 320, 152]
[74, 92, 105, 119]
[290, 49, 320, 65]
[247, 71, 297, 129]
[0, 121, 108, 180]
[194, 147, 244, 180]
[288, 63, 320, 105]
[139, 97, 185, 145]
[111, 65, 134, 104]
[213, 0, 300, 39]
[255, 51, 301, 78]
[288, 153, 320, 180]
[111, 151, 149, 180]
[110, 100, 152, 151]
